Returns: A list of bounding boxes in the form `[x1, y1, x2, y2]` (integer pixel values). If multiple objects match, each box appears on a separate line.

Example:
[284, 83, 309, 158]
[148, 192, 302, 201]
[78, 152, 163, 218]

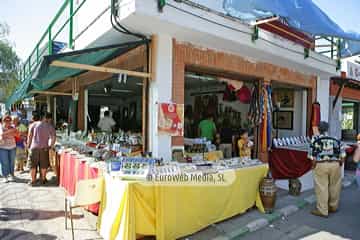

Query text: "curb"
[215, 176, 356, 240]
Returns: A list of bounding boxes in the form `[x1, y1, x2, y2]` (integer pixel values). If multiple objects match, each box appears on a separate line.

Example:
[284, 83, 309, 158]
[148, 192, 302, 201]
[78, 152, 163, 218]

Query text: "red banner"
[158, 103, 184, 136]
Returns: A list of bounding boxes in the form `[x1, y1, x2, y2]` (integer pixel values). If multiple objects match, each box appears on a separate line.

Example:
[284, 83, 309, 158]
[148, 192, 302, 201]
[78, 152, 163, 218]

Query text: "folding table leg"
[70, 206, 75, 240]
[65, 198, 68, 230]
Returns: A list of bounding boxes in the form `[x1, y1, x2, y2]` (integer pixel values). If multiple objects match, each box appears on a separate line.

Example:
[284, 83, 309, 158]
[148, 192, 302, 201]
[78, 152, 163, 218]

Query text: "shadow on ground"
[0, 208, 83, 221]
[0, 228, 57, 240]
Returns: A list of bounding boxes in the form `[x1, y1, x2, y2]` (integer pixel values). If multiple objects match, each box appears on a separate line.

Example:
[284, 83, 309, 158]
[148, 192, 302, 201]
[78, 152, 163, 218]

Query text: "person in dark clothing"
[219, 118, 233, 158]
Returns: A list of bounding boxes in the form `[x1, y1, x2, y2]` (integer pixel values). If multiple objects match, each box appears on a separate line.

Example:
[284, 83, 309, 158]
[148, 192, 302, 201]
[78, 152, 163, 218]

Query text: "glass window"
[341, 102, 355, 130]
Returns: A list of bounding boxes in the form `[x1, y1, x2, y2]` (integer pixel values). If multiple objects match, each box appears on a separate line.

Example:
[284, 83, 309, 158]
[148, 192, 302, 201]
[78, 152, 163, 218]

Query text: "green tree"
[0, 22, 20, 101]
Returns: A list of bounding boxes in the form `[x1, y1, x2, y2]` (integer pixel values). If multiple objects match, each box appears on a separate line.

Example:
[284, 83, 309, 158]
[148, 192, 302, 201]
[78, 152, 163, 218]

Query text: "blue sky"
[0, 0, 359, 61]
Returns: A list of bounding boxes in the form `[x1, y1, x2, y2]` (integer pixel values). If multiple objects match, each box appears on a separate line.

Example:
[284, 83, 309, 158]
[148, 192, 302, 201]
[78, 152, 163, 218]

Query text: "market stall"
[98, 158, 268, 240]
[270, 136, 314, 191]
[184, 72, 258, 160]
[269, 83, 315, 191]
[59, 149, 101, 214]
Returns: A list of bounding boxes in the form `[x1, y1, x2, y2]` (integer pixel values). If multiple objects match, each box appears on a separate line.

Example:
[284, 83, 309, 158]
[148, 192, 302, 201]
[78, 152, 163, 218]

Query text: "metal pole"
[69, 0, 74, 49]
[36, 45, 39, 64]
[48, 28, 53, 55]
[331, 37, 334, 59]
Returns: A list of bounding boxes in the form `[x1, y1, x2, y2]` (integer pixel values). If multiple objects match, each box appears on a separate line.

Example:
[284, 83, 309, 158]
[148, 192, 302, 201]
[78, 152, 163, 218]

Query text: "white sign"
[347, 61, 360, 81]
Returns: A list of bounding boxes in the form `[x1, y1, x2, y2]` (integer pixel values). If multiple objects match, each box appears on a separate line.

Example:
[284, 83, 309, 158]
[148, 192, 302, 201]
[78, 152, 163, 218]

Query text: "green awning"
[6, 40, 149, 108]
[32, 40, 148, 90]
[5, 78, 32, 109]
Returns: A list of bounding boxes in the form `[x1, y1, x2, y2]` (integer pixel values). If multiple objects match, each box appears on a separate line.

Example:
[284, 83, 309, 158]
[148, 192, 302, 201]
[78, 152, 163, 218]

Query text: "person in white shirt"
[97, 111, 116, 132]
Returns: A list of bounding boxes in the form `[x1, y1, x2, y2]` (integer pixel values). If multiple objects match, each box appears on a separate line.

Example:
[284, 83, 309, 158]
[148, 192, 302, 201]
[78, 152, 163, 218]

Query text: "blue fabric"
[222, 0, 360, 57]
[341, 40, 360, 58]
[0, 148, 16, 177]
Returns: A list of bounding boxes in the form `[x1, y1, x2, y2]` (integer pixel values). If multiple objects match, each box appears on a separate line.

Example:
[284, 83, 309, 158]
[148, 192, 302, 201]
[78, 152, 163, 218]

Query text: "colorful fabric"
[310, 103, 321, 136]
[308, 135, 346, 162]
[236, 85, 251, 103]
[259, 84, 272, 152]
[198, 119, 216, 141]
[60, 151, 99, 214]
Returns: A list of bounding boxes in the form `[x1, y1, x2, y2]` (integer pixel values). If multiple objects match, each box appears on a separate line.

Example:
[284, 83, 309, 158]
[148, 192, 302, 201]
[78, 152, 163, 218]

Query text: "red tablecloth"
[59, 151, 100, 214]
[269, 148, 312, 179]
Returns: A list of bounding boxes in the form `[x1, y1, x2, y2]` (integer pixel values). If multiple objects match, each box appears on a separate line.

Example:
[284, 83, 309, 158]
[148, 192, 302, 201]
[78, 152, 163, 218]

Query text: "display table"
[269, 147, 312, 179]
[98, 164, 268, 240]
[269, 146, 313, 192]
[59, 151, 100, 214]
[185, 151, 224, 162]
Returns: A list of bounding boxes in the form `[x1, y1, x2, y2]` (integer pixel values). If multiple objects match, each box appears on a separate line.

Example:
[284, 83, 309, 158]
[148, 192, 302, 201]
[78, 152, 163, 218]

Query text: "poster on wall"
[273, 89, 294, 108]
[158, 103, 184, 136]
[273, 111, 294, 130]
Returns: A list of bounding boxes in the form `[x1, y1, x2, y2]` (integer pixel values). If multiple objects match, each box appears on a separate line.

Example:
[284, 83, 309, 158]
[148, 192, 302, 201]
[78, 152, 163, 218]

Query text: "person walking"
[27, 112, 56, 186]
[308, 121, 346, 218]
[353, 134, 360, 189]
[0, 115, 18, 183]
[26, 112, 41, 170]
[13, 116, 28, 172]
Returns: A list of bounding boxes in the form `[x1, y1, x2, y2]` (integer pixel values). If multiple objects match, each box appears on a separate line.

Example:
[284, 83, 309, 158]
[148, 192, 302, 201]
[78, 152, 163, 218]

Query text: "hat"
[236, 86, 251, 104]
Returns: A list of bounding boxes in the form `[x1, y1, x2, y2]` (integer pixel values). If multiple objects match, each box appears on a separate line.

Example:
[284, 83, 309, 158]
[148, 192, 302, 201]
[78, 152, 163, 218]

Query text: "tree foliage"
[0, 22, 20, 102]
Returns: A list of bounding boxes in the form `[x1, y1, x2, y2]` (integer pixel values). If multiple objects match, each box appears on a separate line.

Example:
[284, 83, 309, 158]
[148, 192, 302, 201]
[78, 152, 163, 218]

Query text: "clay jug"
[259, 176, 277, 214]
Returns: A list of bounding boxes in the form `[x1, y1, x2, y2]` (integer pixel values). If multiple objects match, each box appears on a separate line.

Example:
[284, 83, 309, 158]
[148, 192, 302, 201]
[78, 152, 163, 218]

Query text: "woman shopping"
[0, 115, 18, 183]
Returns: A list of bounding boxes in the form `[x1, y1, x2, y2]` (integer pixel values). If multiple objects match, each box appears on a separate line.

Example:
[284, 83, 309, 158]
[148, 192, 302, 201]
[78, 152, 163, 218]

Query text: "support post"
[69, 0, 74, 49]
[48, 28, 53, 55]
[333, 81, 346, 110]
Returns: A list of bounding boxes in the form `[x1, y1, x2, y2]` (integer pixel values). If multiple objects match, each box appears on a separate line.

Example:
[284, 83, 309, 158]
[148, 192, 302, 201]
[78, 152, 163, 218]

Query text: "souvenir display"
[107, 157, 161, 180]
[272, 136, 312, 152]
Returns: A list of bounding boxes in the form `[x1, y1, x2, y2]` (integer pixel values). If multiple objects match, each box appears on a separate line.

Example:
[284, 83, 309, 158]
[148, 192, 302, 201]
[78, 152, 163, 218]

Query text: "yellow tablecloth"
[98, 164, 268, 240]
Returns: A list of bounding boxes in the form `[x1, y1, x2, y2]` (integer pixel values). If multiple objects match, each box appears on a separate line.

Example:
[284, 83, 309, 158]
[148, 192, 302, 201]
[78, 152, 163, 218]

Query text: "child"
[13, 116, 28, 172]
[237, 129, 254, 159]
[353, 134, 360, 189]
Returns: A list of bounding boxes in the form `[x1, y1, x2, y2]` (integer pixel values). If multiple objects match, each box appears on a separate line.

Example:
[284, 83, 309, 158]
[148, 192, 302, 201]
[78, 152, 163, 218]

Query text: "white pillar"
[316, 77, 330, 122]
[46, 96, 51, 112]
[148, 35, 173, 160]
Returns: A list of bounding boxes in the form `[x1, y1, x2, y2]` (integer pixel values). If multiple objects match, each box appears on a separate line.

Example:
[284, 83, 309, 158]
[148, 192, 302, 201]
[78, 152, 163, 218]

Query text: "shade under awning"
[6, 39, 149, 108]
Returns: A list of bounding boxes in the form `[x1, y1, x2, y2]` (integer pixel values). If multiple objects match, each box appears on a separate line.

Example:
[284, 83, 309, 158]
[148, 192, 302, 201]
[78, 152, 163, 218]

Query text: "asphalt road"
[243, 184, 360, 240]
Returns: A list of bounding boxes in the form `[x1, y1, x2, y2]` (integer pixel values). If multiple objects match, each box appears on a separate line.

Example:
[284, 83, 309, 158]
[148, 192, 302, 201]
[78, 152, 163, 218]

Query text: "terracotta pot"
[259, 177, 277, 214]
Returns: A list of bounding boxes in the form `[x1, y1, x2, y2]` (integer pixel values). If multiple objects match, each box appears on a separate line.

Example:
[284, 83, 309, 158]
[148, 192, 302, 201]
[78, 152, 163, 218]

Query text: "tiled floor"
[0, 171, 101, 240]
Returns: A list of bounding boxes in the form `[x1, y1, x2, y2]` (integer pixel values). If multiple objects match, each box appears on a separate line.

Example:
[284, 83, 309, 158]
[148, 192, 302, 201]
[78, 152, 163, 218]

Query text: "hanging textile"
[248, 83, 260, 125]
[259, 84, 273, 152]
[310, 102, 321, 136]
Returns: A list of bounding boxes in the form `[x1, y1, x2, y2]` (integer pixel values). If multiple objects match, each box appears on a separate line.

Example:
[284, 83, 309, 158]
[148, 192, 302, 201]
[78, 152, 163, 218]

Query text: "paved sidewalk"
[180, 172, 356, 240]
[0, 171, 101, 240]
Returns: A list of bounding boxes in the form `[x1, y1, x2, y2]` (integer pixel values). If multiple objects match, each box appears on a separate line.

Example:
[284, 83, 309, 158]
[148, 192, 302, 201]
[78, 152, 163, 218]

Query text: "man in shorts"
[27, 112, 56, 185]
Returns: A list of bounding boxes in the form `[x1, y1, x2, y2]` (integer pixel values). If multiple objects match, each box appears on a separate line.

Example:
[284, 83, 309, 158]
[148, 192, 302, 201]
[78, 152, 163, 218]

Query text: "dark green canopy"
[6, 40, 148, 108]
